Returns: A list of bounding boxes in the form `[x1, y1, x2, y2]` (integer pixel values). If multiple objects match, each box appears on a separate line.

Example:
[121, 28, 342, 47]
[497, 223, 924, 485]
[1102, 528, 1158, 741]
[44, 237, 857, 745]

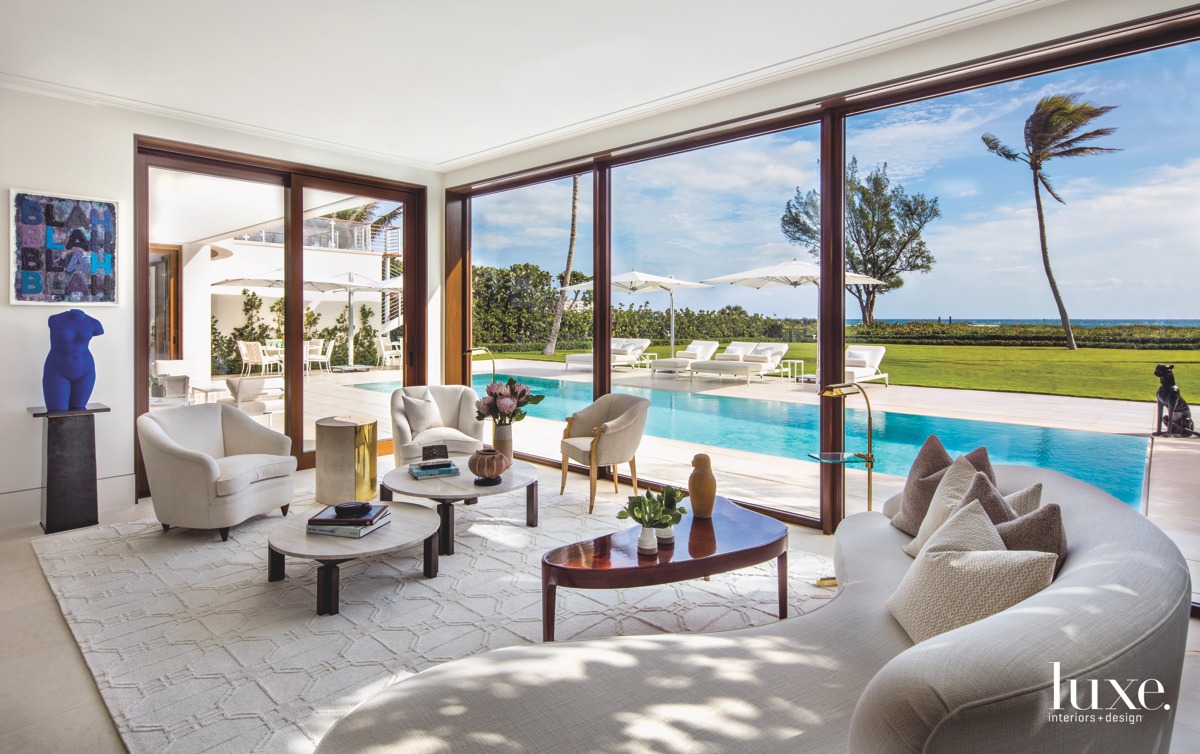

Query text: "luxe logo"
[1051, 662, 1170, 712]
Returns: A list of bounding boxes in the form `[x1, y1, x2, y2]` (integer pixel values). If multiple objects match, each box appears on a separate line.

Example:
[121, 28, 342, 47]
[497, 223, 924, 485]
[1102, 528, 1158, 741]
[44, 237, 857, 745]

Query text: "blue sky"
[472, 42, 1200, 321]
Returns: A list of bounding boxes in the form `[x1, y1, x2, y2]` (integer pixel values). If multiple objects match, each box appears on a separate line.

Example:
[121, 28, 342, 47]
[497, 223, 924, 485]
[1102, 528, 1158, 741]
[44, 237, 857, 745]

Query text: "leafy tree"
[781, 158, 941, 324]
[210, 316, 239, 375]
[353, 305, 380, 366]
[982, 93, 1118, 350]
[543, 175, 581, 355]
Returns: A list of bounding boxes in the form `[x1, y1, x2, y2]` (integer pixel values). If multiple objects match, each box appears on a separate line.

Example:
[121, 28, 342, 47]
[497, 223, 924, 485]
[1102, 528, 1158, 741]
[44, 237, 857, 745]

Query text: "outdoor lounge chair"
[831, 345, 889, 385]
[689, 342, 788, 384]
[564, 338, 652, 370]
[378, 336, 403, 368]
[650, 340, 719, 376]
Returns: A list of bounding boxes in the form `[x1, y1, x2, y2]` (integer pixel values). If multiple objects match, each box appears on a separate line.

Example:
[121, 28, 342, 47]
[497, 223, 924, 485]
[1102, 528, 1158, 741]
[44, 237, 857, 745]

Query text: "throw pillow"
[903, 456, 980, 556]
[724, 346, 745, 356]
[621, 340, 639, 350]
[891, 436, 994, 536]
[751, 345, 775, 357]
[996, 503, 1068, 574]
[846, 348, 871, 363]
[402, 393, 443, 436]
[949, 473, 1043, 525]
[887, 501, 1058, 643]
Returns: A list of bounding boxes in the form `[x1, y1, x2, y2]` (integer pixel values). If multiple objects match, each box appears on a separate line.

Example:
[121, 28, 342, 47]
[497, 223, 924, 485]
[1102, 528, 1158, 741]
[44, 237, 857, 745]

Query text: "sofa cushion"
[214, 454, 296, 497]
[996, 502, 1068, 573]
[949, 472, 1042, 525]
[743, 353, 771, 364]
[887, 502, 1058, 643]
[891, 436, 993, 536]
[403, 393, 444, 436]
[903, 456, 980, 556]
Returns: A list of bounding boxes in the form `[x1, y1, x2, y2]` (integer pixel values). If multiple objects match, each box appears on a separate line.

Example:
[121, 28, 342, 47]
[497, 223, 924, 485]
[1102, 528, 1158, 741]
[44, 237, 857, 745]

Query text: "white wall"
[444, 0, 1187, 187]
[0, 86, 442, 526]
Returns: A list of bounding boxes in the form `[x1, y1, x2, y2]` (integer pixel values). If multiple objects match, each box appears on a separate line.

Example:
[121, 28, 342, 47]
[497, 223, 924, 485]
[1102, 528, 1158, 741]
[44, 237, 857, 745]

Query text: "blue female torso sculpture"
[43, 309, 103, 411]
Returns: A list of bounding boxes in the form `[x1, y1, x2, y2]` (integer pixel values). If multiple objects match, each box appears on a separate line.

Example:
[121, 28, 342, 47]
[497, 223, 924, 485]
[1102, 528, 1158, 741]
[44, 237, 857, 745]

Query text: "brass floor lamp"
[811, 381, 875, 512]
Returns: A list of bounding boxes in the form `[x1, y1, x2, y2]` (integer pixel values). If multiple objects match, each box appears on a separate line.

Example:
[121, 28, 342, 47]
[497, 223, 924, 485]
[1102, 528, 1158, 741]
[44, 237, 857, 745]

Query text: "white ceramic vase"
[637, 526, 658, 556]
[655, 525, 675, 547]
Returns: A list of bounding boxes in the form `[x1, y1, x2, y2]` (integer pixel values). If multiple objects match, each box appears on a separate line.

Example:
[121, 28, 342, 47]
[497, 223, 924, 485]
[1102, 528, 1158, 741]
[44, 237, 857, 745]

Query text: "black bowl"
[334, 502, 371, 518]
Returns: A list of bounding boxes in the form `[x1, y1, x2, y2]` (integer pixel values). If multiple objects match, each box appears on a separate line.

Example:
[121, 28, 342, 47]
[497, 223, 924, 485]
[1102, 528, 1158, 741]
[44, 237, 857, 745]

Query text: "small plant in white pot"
[617, 489, 687, 556]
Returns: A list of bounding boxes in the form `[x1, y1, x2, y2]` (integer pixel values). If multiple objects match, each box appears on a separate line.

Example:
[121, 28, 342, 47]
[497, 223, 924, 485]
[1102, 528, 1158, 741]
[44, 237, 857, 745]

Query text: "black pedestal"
[27, 403, 109, 534]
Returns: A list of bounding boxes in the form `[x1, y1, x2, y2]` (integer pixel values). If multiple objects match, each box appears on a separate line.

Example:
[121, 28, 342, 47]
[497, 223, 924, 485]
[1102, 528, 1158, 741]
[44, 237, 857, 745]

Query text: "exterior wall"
[0, 86, 441, 526]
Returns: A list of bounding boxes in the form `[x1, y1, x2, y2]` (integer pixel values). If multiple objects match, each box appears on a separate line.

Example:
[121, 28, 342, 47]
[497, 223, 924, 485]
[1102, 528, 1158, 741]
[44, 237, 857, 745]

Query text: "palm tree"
[542, 175, 581, 355]
[982, 93, 1118, 350]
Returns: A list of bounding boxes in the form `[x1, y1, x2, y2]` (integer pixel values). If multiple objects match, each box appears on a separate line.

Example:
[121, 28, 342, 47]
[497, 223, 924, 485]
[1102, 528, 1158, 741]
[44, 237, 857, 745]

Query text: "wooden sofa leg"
[630, 457, 638, 496]
[560, 456, 569, 495]
[612, 465, 619, 493]
[161, 524, 170, 532]
[588, 464, 598, 514]
[280, 504, 290, 516]
[219, 527, 230, 542]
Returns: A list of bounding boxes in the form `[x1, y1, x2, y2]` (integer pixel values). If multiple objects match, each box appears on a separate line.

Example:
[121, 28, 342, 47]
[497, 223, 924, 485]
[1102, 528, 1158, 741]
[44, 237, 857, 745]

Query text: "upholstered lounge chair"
[564, 338, 652, 370]
[560, 393, 651, 513]
[650, 340, 719, 376]
[136, 402, 296, 541]
[391, 385, 486, 463]
[690, 342, 788, 384]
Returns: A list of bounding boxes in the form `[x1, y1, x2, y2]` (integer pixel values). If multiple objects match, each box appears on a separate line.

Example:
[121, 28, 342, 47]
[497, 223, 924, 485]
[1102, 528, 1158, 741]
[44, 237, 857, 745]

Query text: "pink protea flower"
[475, 396, 492, 415]
[512, 382, 530, 402]
[485, 382, 504, 398]
[496, 396, 518, 416]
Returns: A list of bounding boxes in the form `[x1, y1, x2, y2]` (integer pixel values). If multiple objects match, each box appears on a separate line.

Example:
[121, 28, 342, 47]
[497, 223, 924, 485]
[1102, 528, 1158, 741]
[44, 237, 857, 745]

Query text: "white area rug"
[33, 490, 833, 753]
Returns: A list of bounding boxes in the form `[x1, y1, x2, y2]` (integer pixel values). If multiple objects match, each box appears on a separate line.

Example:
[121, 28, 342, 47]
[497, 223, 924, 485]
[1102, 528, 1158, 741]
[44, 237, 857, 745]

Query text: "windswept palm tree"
[543, 175, 580, 355]
[982, 93, 1118, 350]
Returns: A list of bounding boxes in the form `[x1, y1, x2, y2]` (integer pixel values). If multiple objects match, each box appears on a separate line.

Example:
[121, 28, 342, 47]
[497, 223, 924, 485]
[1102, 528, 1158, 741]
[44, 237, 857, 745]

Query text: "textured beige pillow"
[402, 393, 443, 436]
[997, 503, 1068, 574]
[891, 436, 995, 536]
[949, 473, 1043, 524]
[888, 501, 1058, 643]
[902, 456, 979, 556]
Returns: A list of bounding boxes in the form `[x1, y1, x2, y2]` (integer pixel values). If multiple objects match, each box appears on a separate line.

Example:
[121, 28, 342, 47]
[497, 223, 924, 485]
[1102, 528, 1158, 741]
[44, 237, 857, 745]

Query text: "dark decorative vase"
[468, 447, 511, 486]
[43, 309, 104, 412]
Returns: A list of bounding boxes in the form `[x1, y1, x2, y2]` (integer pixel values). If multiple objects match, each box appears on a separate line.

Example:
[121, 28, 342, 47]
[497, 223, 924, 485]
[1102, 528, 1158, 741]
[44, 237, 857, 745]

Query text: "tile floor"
[1, 463, 1197, 752]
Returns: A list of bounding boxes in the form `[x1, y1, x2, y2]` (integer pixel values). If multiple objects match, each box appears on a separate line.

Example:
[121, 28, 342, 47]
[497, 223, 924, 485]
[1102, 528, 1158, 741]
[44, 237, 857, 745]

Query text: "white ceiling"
[0, 0, 1062, 172]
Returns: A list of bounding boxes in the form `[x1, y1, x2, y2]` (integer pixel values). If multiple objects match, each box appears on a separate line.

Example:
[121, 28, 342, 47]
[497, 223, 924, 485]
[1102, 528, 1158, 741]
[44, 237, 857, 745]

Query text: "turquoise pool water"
[355, 375, 1148, 506]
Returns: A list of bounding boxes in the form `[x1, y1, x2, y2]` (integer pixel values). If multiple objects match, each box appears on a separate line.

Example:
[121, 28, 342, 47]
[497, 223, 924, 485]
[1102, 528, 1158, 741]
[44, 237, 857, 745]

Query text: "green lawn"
[484, 342, 1199, 402]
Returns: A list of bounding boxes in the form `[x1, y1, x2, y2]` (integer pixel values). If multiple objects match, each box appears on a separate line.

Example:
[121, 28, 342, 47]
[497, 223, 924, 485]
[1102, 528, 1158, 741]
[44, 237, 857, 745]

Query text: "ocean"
[848, 319, 1200, 328]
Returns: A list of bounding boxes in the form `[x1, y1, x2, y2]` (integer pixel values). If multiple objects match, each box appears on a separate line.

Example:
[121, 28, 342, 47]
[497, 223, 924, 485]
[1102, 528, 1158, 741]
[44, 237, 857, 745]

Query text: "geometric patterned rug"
[33, 489, 834, 753]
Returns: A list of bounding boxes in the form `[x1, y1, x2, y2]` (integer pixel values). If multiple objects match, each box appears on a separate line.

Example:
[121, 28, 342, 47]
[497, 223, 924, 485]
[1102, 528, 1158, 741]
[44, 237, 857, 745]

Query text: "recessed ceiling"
[0, 0, 1061, 172]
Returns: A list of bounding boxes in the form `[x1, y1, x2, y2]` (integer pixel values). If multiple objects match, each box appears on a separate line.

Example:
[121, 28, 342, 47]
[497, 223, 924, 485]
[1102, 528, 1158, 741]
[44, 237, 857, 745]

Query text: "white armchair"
[378, 336, 403, 368]
[136, 403, 296, 541]
[391, 385, 486, 463]
[560, 393, 651, 513]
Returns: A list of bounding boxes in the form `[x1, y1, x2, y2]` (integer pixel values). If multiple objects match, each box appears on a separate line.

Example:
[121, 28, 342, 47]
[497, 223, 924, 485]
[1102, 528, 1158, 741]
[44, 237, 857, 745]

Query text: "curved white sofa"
[316, 466, 1190, 753]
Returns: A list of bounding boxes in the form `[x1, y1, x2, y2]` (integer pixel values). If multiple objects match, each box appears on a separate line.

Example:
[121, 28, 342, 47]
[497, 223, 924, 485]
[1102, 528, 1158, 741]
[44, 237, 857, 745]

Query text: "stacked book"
[409, 459, 460, 479]
[307, 504, 391, 538]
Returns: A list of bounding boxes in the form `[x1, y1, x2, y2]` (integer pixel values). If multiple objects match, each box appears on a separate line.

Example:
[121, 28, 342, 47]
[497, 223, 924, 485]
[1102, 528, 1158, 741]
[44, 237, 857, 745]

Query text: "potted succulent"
[617, 488, 687, 556]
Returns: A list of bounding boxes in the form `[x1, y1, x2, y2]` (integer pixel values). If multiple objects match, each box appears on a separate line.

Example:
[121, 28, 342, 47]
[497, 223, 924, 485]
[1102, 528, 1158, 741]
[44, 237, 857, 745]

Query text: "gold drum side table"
[316, 415, 378, 503]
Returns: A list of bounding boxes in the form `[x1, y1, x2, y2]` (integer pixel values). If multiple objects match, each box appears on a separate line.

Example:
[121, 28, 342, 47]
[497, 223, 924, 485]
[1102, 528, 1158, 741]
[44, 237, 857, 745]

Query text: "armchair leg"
[218, 527, 230, 542]
[161, 524, 170, 532]
[280, 504, 290, 516]
[612, 465, 619, 493]
[630, 457, 639, 496]
[560, 455, 569, 495]
[588, 463, 598, 514]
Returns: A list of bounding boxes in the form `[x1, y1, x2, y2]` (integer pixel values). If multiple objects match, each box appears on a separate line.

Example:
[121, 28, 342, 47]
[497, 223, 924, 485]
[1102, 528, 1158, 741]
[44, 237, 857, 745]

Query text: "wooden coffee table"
[541, 496, 788, 641]
[380, 457, 539, 556]
[267, 502, 440, 615]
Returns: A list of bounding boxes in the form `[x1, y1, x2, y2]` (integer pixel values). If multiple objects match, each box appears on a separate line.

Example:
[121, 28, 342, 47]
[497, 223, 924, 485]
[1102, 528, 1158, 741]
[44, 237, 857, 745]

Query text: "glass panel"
[298, 192, 404, 454]
[844, 42, 1199, 552]
[148, 167, 284, 429]
[470, 175, 594, 458]
[609, 124, 824, 517]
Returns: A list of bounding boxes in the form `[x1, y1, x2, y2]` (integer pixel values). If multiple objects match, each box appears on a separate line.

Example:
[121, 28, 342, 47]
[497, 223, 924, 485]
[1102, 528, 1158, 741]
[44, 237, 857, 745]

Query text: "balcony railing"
[247, 216, 402, 254]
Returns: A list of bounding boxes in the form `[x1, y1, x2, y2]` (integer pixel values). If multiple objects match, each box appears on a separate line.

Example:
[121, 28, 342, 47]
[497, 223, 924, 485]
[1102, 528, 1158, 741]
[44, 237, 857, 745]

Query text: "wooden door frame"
[134, 136, 427, 496]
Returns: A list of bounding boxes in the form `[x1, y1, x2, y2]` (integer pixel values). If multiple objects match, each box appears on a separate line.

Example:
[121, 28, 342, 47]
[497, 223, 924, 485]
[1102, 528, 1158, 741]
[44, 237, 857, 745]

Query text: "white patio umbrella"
[212, 270, 402, 366]
[702, 258, 883, 376]
[561, 270, 711, 356]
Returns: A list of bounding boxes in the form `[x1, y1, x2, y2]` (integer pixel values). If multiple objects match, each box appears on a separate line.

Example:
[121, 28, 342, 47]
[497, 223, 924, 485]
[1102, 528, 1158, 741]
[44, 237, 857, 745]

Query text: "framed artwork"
[10, 189, 118, 305]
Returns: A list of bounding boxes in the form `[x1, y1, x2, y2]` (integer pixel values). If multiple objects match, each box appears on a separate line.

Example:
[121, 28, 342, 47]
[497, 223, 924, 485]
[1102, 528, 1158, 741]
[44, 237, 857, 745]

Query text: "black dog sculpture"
[1154, 364, 1195, 437]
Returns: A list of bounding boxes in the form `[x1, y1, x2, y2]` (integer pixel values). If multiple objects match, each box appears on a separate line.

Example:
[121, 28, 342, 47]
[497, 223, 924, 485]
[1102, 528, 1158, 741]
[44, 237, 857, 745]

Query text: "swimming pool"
[355, 375, 1148, 506]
